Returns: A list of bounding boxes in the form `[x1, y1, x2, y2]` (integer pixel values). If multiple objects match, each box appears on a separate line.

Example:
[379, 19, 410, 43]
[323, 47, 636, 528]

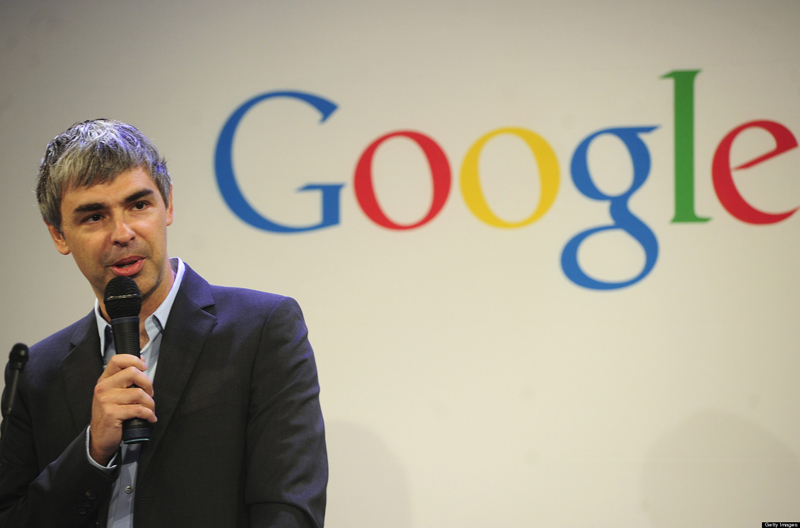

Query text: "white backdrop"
[1, 1, 799, 526]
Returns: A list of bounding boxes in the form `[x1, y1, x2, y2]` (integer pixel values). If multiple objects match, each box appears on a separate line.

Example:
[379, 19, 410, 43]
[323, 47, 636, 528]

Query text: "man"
[0, 119, 327, 527]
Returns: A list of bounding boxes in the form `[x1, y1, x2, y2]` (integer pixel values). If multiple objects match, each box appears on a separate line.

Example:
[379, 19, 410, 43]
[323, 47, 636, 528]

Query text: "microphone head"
[9, 343, 28, 370]
[104, 276, 142, 319]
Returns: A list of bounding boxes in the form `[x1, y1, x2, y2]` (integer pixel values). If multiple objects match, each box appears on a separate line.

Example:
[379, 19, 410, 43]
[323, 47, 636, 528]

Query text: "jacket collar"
[137, 263, 217, 478]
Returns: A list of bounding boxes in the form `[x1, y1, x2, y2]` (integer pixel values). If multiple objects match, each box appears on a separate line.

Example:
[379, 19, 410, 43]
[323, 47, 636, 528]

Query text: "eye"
[83, 213, 103, 224]
[132, 201, 149, 210]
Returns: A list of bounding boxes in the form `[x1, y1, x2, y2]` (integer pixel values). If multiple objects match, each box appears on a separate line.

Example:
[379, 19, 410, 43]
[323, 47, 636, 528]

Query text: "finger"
[97, 386, 156, 411]
[99, 400, 158, 424]
[102, 354, 148, 377]
[94, 389, 157, 426]
[98, 366, 154, 396]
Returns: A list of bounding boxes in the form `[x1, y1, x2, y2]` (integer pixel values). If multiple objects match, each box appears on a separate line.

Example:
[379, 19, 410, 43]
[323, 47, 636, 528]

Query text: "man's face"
[47, 166, 174, 317]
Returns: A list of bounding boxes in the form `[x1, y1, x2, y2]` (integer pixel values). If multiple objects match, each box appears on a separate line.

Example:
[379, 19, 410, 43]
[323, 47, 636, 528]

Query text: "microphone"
[0, 343, 30, 460]
[104, 276, 150, 443]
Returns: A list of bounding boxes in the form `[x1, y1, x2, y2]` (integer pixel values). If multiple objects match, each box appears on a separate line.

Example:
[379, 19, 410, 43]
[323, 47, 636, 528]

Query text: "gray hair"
[36, 119, 171, 232]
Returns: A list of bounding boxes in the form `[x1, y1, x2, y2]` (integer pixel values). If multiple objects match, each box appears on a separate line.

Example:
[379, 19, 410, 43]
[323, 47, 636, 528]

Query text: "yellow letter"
[460, 127, 559, 228]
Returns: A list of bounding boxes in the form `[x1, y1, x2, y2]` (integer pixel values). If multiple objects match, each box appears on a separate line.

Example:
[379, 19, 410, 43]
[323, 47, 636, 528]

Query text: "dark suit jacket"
[0, 264, 327, 527]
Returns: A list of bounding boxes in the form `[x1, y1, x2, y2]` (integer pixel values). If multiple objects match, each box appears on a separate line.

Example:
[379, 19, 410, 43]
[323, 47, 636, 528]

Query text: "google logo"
[215, 70, 798, 290]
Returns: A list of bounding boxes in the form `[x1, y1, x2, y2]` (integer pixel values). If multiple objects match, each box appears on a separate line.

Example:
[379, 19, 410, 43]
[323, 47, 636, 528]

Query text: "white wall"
[1, 1, 799, 526]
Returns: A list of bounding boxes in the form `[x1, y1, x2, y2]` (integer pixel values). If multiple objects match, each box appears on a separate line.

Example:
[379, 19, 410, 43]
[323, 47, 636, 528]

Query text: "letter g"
[215, 91, 344, 233]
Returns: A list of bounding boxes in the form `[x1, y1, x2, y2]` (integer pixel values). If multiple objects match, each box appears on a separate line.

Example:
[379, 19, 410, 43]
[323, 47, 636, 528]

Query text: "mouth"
[110, 257, 145, 277]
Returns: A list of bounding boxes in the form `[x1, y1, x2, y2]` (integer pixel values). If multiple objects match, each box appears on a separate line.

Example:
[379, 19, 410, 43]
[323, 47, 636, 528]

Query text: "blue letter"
[562, 126, 659, 290]
[215, 91, 344, 233]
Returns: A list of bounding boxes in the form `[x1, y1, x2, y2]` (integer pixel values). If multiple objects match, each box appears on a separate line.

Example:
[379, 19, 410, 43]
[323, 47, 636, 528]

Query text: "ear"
[45, 221, 71, 255]
[165, 185, 174, 226]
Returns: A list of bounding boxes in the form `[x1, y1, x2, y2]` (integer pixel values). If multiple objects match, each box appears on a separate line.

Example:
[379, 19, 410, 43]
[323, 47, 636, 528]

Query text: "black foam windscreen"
[104, 276, 142, 319]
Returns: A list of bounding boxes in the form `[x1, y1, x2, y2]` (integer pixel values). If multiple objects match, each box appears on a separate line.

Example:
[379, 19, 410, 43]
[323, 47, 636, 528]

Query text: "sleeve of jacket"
[0, 371, 117, 528]
[246, 296, 328, 528]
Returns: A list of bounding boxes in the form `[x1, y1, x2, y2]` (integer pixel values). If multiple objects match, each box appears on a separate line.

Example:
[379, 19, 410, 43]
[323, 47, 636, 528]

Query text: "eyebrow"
[125, 189, 156, 204]
[71, 188, 156, 215]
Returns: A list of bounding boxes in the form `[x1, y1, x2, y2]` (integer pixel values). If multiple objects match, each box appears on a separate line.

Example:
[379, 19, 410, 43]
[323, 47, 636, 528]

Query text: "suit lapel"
[60, 313, 103, 433]
[137, 265, 217, 479]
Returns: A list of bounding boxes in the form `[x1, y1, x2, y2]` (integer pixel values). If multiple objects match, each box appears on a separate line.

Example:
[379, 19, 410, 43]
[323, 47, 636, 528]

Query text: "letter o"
[354, 131, 451, 230]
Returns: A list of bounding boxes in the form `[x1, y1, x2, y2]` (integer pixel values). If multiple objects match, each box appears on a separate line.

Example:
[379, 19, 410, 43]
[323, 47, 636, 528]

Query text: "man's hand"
[89, 355, 157, 465]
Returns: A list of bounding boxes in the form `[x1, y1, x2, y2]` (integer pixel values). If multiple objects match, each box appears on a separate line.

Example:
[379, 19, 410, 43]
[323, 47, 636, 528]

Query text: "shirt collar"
[95, 258, 186, 355]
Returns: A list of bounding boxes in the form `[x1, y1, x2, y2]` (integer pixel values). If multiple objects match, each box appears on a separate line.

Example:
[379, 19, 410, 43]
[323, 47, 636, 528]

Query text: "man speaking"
[0, 119, 327, 527]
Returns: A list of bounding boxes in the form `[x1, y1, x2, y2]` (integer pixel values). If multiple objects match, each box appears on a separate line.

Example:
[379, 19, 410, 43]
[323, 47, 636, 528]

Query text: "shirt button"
[125, 486, 133, 494]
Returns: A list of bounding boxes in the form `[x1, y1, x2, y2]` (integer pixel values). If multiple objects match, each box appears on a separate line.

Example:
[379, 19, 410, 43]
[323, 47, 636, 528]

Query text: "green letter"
[662, 70, 710, 223]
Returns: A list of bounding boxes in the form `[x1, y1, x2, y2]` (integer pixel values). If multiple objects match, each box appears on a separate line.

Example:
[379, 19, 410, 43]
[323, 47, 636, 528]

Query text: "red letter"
[712, 120, 799, 224]
[354, 131, 451, 230]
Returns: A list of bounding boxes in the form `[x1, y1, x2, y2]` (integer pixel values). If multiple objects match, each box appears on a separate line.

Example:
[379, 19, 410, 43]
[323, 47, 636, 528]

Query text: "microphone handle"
[110, 316, 151, 444]
[1, 343, 29, 460]
[0, 369, 22, 460]
[2, 369, 22, 418]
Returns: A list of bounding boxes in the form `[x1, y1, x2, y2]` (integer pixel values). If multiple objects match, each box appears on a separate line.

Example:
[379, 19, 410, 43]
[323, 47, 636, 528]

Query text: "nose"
[110, 214, 135, 245]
